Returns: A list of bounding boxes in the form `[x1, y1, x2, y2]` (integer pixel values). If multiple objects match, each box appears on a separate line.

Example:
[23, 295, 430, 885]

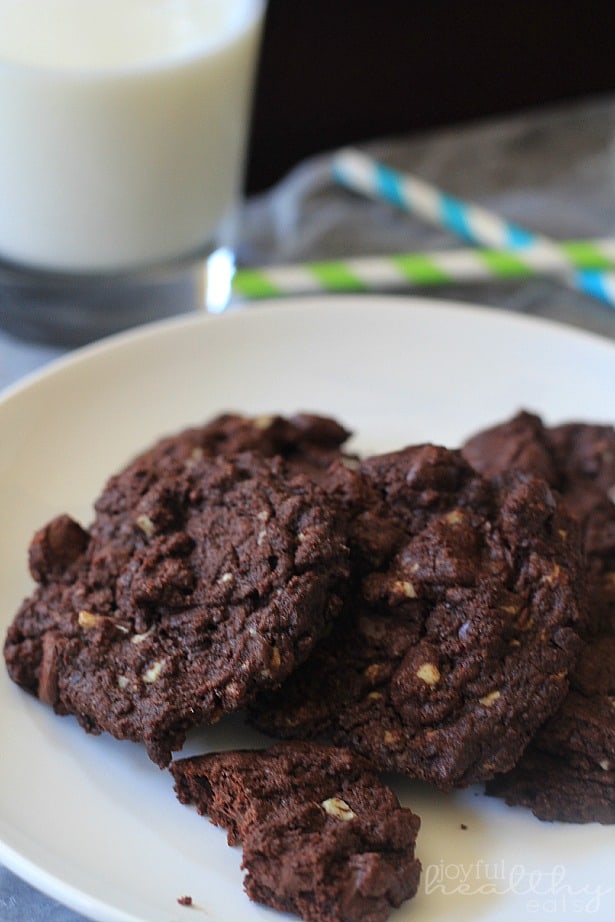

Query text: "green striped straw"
[232, 239, 615, 300]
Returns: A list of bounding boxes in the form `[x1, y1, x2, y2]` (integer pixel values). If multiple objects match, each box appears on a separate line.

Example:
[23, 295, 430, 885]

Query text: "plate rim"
[3, 293, 615, 408]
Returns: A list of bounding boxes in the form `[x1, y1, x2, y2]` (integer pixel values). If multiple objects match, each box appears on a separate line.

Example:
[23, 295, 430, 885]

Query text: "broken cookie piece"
[170, 742, 421, 922]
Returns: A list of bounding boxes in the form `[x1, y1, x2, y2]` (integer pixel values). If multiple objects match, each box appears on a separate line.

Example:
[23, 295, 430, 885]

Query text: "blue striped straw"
[332, 147, 615, 308]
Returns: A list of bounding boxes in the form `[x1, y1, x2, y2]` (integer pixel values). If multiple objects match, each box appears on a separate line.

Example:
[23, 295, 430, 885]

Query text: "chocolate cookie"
[171, 742, 421, 922]
[486, 749, 615, 824]
[4, 452, 350, 765]
[129, 411, 353, 484]
[462, 411, 615, 635]
[250, 444, 586, 789]
[463, 411, 615, 821]
[486, 635, 615, 823]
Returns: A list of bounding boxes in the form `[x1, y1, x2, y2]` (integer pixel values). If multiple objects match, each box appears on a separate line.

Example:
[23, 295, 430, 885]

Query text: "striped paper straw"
[331, 147, 615, 307]
[232, 239, 615, 299]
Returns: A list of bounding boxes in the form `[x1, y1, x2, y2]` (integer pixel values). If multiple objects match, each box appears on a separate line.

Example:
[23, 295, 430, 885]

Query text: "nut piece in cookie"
[4, 452, 350, 766]
[171, 742, 421, 922]
[250, 444, 586, 790]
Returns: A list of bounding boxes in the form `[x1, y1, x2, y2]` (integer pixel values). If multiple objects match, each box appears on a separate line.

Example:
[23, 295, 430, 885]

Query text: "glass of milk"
[0, 0, 266, 344]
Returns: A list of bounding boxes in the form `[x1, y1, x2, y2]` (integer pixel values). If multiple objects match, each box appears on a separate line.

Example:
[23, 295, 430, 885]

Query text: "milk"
[0, 0, 264, 272]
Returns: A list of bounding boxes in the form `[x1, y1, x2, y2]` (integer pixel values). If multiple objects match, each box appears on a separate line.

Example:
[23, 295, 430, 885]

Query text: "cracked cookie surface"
[462, 411, 615, 635]
[128, 411, 353, 484]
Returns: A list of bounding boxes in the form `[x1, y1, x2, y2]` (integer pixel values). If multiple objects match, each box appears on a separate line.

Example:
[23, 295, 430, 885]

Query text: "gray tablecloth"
[2, 94, 615, 920]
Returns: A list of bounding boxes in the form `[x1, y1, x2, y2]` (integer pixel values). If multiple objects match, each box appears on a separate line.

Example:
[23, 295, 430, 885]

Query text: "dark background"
[244, 1, 615, 193]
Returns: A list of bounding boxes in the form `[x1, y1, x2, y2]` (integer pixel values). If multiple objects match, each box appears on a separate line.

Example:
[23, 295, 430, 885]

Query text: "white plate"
[1, 296, 615, 922]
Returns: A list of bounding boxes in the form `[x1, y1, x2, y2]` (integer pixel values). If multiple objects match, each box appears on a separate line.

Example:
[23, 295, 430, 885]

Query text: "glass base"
[0, 246, 235, 348]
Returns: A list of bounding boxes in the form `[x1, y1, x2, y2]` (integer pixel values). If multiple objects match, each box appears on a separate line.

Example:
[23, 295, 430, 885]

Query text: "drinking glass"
[0, 0, 266, 345]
